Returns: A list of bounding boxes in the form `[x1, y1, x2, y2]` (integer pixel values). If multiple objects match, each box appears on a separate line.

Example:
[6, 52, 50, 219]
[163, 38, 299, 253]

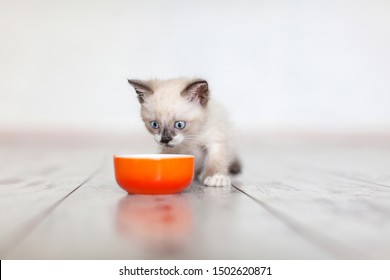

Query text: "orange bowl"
[113, 154, 195, 194]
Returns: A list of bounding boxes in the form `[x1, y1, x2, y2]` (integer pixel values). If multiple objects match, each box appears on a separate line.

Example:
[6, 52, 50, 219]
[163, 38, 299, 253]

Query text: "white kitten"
[128, 78, 241, 187]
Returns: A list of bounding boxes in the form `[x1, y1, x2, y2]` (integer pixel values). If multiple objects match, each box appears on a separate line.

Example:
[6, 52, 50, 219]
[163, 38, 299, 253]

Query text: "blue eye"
[174, 121, 186, 129]
[150, 121, 159, 129]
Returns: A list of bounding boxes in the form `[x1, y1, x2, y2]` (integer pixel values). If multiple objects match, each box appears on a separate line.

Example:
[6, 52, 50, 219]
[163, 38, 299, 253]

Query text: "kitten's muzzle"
[160, 128, 173, 144]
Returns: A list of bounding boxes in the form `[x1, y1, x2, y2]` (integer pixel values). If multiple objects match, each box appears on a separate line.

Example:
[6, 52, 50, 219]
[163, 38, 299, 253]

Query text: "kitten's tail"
[228, 158, 242, 175]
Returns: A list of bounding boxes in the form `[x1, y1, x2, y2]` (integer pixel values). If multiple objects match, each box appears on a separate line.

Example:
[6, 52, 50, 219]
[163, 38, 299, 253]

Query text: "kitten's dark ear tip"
[127, 79, 143, 88]
[199, 80, 208, 90]
[127, 79, 153, 104]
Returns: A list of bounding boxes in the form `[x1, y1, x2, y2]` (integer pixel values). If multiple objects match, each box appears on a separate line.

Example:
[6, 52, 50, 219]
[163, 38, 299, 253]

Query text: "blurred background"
[1, 0, 390, 136]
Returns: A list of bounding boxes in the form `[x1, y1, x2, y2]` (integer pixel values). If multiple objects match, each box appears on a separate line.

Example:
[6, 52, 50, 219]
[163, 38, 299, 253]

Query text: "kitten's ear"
[181, 80, 209, 107]
[127, 79, 153, 104]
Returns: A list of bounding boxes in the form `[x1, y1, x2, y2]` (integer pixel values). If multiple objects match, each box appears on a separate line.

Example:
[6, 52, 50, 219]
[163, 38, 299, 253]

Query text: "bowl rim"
[114, 154, 194, 160]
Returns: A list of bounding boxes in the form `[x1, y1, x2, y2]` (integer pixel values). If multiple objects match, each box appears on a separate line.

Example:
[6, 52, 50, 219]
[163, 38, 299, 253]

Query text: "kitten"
[128, 78, 241, 187]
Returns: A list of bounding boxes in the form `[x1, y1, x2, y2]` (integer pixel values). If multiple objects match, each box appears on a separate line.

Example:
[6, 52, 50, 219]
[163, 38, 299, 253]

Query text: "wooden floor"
[1, 132, 390, 259]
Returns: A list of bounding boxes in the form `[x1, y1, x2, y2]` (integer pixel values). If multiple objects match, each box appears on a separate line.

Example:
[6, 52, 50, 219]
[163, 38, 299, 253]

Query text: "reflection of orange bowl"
[113, 154, 195, 194]
[116, 195, 193, 249]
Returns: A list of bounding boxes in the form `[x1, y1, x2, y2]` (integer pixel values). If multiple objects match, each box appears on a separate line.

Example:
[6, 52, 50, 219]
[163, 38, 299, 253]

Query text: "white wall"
[1, 0, 390, 134]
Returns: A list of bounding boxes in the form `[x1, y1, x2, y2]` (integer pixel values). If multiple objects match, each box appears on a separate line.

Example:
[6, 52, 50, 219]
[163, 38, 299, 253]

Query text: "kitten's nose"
[160, 136, 173, 144]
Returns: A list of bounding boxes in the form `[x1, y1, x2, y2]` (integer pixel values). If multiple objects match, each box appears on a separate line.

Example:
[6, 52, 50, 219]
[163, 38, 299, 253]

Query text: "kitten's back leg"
[228, 158, 242, 175]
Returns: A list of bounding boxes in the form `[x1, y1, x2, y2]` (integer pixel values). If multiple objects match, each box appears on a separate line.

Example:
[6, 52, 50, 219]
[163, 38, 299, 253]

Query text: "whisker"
[183, 138, 197, 142]
[183, 139, 202, 145]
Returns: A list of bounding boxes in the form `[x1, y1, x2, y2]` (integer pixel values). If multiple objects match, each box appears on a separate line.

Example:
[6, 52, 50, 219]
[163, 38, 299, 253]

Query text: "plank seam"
[231, 182, 373, 259]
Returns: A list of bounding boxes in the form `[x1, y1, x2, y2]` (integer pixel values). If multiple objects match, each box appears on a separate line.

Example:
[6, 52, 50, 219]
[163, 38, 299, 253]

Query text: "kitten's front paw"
[203, 173, 231, 187]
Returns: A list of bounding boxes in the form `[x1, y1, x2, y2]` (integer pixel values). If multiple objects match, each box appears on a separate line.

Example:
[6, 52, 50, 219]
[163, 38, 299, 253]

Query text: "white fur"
[170, 134, 184, 146]
[154, 134, 161, 143]
[204, 173, 231, 187]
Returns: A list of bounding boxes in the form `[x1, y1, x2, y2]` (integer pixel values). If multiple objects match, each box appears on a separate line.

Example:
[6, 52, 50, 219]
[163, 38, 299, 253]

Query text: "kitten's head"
[128, 78, 209, 148]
